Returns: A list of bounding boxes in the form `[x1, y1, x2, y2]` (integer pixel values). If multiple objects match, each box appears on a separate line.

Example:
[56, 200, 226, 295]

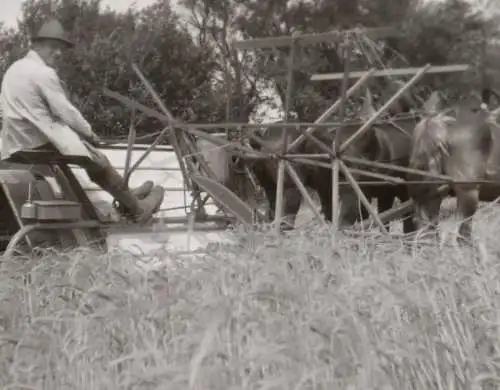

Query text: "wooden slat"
[232, 27, 399, 50]
[311, 64, 470, 81]
[190, 174, 261, 228]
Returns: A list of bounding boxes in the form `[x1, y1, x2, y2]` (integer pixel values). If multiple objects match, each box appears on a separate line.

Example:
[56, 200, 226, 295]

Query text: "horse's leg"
[358, 199, 370, 221]
[446, 147, 486, 245]
[258, 182, 302, 230]
[262, 184, 277, 222]
[314, 168, 370, 228]
[338, 187, 363, 228]
[314, 174, 332, 222]
[376, 190, 394, 232]
[454, 185, 479, 245]
[396, 186, 417, 234]
[282, 186, 303, 230]
[251, 162, 277, 222]
[414, 195, 442, 241]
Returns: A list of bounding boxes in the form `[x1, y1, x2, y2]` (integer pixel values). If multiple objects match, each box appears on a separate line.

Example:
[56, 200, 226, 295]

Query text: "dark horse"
[246, 91, 420, 232]
[408, 91, 500, 243]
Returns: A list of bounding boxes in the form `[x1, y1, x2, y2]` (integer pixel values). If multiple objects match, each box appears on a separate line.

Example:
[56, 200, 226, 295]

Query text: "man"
[0, 18, 165, 224]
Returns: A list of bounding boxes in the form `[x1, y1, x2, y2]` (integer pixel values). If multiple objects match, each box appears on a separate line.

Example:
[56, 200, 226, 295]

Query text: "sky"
[1, 0, 162, 28]
[2, 0, 498, 28]
[1, 0, 497, 29]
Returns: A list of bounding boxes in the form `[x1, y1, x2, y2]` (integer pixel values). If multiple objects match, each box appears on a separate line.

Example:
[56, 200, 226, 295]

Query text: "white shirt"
[0, 50, 93, 159]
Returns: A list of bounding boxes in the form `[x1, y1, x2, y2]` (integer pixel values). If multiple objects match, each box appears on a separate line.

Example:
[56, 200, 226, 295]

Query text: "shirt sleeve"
[37, 68, 93, 138]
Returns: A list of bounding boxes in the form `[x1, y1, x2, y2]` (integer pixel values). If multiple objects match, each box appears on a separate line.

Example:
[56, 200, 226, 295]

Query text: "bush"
[0, 0, 226, 140]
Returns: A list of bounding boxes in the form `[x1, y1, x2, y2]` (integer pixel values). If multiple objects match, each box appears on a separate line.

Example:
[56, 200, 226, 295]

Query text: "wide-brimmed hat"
[32, 18, 74, 47]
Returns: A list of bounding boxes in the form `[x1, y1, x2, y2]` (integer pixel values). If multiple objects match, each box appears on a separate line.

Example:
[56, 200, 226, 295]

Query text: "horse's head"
[381, 79, 418, 116]
[453, 93, 500, 133]
[412, 91, 451, 152]
[487, 106, 500, 126]
[412, 90, 453, 144]
[422, 90, 442, 115]
[481, 88, 500, 127]
[478, 100, 500, 155]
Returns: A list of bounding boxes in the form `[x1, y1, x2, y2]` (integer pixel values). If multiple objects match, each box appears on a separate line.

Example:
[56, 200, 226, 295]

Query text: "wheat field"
[1, 202, 500, 389]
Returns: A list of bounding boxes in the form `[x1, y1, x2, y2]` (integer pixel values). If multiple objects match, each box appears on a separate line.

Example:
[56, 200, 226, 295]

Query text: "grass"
[2, 204, 500, 389]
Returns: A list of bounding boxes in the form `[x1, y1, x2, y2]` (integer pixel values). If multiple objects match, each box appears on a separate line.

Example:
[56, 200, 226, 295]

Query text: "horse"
[407, 91, 500, 243]
[194, 123, 314, 229]
[307, 91, 419, 233]
[246, 121, 311, 229]
[244, 91, 421, 232]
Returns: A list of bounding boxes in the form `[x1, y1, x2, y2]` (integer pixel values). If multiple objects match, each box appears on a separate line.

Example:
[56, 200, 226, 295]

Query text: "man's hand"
[86, 132, 101, 146]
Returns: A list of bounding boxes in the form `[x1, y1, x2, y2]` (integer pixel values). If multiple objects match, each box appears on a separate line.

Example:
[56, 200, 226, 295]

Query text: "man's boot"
[131, 181, 154, 199]
[88, 165, 165, 224]
[114, 180, 154, 217]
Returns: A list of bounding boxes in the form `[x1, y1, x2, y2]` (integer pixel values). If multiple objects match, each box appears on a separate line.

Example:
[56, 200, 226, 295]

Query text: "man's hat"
[32, 18, 74, 47]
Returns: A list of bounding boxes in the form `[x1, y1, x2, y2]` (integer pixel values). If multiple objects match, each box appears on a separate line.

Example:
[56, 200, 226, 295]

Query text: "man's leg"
[84, 158, 165, 224]
[79, 143, 165, 224]
[19, 142, 165, 224]
[26, 142, 155, 199]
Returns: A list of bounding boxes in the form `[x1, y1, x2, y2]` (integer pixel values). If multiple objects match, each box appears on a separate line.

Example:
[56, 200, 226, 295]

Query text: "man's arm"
[37, 68, 97, 141]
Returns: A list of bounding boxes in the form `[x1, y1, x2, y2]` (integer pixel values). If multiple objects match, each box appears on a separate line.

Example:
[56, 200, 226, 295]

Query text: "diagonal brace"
[338, 64, 431, 155]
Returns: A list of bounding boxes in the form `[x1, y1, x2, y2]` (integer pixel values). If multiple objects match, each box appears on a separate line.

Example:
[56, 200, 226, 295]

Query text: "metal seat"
[5, 149, 92, 166]
[3, 149, 108, 225]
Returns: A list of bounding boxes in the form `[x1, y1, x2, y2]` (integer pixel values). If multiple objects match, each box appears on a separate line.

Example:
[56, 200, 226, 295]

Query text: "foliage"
[180, 0, 498, 119]
[3, 207, 500, 388]
[0, 0, 225, 140]
[180, 0, 275, 127]
[1, 0, 499, 139]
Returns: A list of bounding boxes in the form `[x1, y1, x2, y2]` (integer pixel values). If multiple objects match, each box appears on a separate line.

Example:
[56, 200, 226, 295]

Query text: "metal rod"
[110, 69, 216, 210]
[341, 180, 495, 186]
[333, 37, 351, 226]
[273, 33, 298, 234]
[288, 69, 376, 153]
[290, 157, 404, 183]
[131, 64, 191, 187]
[284, 162, 326, 225]
[103, 88, 268, 157]
[126, 127, 168, 178]
[298, 127, 335, 157]
[339, 160, 388, 233]
[355, 185, 450, 230]
[164, 120, 384, 130]
[104, 91, 418, 130]
[311, 64, 470, 81]
[123, 110, 136, 182]
[283, 153, 331, 159]
[79, 166, 183, 172]
[181, 131, 219, 180]
[332, 160, 340, 229]
[343, 156, 460, 182]
[231, 27, 399, 50]
[156, 202, 218, 212]
[85, 186, 187, 192]
[99, 143, 174, 152]
[108, 223, 230, 235]
[338, 64, 431, 155]
[347, 168, 405, 183]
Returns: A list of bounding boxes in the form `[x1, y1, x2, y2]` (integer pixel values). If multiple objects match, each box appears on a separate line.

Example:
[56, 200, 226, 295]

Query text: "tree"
[177, 0, 490, 120]
[0, 0, 225, 140]
[180, 0, 273, 125]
